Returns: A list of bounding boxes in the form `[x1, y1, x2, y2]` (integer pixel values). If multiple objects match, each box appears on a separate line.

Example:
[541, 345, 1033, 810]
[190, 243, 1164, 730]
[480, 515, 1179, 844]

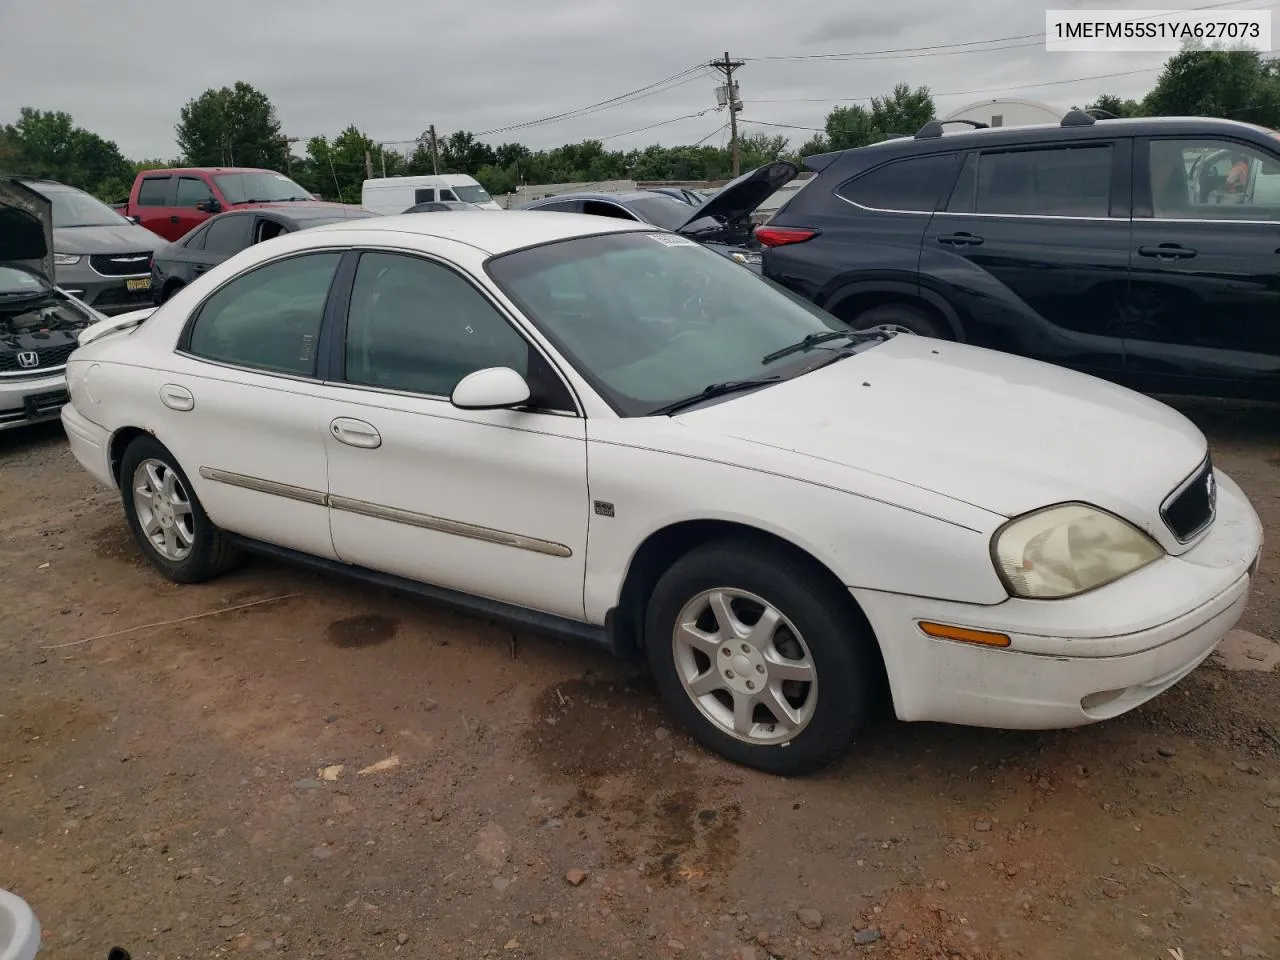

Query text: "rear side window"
[836, 153, 959, 212]
[137, 176, 172, 207]
[414, 188, 434, 203]
[186, 252, 341, 375]
[972, 145, 1113, 217]
[204, 214, 252, 254]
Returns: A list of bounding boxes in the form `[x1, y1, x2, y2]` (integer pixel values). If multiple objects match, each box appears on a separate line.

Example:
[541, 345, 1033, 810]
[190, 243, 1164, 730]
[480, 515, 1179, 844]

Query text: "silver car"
[1, 177, 112, 431]
[22, 179, 165, 316]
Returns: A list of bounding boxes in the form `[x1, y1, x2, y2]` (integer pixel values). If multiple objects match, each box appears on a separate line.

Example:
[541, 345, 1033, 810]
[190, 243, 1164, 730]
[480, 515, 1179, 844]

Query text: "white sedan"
[62, 212, 1263, 776]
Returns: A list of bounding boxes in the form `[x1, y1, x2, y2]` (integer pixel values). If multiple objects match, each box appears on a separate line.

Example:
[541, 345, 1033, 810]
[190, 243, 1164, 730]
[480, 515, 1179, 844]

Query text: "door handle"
[937, 232, 983, 247]
[159, 383, 195, 412]
[1138, 243, 1197, 260]
[330, 418, 381, 449]
[169, 215, 180, 224]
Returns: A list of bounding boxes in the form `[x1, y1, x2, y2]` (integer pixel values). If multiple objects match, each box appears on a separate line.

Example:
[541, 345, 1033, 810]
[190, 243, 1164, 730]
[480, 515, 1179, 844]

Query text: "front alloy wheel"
[646, 539, 877, 775]
[672, 588, 817, 745]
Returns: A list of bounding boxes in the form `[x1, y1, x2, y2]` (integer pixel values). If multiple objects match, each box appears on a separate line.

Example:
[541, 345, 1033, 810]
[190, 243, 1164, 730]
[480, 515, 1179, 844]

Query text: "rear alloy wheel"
[119, 436, 239, 583]
[645, 540, 876, 775]
[849, 302, 948, 338]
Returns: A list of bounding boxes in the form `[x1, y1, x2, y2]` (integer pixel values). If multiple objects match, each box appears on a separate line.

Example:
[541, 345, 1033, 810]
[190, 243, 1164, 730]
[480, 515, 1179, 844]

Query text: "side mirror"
[450, 367, 531, 410]
[197, 199, 221, 213]
[126, 215, 140, 224]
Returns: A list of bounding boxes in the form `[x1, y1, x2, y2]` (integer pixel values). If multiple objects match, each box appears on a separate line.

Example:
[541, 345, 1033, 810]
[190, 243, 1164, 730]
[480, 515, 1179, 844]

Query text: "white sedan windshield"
[488, 231, 853, 415]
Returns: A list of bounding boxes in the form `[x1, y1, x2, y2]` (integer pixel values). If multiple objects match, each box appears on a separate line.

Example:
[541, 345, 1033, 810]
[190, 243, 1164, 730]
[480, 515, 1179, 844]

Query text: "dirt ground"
[1, 398, 1278, 960]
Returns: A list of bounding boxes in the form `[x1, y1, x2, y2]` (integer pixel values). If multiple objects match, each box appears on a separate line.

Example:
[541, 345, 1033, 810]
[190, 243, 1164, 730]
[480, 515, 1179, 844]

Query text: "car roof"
[141, 166, 282, 175]
[239, 202, 371, 222]
[817, 115, 1274, 165]
[308, 209, 651, 254]
[529, 191, 671, 204]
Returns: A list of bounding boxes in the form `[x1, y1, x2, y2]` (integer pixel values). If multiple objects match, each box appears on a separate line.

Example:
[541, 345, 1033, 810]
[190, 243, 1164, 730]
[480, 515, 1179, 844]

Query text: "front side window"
[439, 189, 458, 201]
[343, 252, 531, 398]
[973, 145, 1113, 217]
[838, 153, 959, 212]
[1148, 138, 1280, 219]
[175, 176, 214, 207]
[137, 176, 172, 207]
[488, 232, 854, 416]
[203, 214, 251, 254]
[186, 252, 340, 375]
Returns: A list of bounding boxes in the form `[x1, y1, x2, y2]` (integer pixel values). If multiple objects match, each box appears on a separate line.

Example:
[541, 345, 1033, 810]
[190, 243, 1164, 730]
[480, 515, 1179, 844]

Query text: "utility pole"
[711, 51, 744, 176]
[279, 136, 302, 176]
[428, 125, 440, 175]
[364, 149, 373, 181]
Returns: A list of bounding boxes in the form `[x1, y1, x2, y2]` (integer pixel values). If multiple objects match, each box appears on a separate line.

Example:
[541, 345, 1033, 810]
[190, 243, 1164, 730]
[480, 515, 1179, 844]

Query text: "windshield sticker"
[646, 233, 698, 247]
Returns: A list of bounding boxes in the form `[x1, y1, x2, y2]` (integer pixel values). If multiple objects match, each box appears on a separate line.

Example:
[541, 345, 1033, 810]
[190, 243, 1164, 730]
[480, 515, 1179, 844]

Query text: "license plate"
[126, 277, 151, 292]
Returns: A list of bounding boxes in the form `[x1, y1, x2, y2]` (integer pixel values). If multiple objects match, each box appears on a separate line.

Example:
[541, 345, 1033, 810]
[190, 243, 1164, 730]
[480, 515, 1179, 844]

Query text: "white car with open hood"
[60, 211, 1263, 775]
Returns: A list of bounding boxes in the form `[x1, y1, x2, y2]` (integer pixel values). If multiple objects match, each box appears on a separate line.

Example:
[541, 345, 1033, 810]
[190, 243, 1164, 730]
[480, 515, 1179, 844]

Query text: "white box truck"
[361, 175, 501, 213]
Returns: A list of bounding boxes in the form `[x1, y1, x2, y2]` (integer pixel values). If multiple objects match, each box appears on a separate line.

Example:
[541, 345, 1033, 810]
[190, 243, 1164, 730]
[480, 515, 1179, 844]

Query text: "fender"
[824, 279, 967, 342]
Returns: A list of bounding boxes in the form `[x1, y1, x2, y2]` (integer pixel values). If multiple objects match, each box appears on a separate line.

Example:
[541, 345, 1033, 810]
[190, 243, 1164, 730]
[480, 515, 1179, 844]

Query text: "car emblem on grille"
[17, 351, 39, 368]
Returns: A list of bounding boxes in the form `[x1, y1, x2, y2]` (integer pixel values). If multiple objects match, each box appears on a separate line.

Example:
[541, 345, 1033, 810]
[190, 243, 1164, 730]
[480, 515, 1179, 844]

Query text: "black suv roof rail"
[1060, 108, 1097, 127]
[914, 118, 990, 140]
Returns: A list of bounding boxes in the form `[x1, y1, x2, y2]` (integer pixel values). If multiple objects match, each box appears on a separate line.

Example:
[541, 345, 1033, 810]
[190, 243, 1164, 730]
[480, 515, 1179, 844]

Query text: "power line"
[598, 109, 717, 142]
[743, 0, 1264, 62]
[692, 122, 732, 148]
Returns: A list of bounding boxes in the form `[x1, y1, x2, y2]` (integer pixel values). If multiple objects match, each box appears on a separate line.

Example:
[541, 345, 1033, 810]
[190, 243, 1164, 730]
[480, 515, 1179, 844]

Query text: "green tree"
[738, 133, 790, 170]
[176, 81, 287, 169]
[0, 108, 134, 197]
[1141, 48, 1280, 127]
[296, 125, 404, 202]
[868, 84, 935, 138]
[439, 131, 497, 174]
[824, 104, 878, 150]
[1087, 94, 1143, 118]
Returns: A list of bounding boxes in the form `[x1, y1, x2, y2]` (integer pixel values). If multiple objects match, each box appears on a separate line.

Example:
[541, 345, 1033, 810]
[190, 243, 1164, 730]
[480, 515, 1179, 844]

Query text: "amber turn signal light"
[917, 621, 1012, 648]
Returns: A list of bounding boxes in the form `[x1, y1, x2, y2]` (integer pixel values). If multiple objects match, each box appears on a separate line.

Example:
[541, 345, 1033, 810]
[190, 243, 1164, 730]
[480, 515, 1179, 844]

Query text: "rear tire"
[119, 435, 239, 583]
[848, 302, 949, 339]
[644, 539, 877, 776]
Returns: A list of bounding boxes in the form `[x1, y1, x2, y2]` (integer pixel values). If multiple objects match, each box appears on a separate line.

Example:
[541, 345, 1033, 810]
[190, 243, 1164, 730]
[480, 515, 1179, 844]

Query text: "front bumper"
[855, 469, 1263, 730]
[55, 261, 154, 316]
[0, 370, 70, 432]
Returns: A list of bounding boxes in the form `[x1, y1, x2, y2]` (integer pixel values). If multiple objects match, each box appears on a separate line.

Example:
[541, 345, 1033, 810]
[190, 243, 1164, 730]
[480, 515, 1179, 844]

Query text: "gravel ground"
[1, 397, 1277, 960]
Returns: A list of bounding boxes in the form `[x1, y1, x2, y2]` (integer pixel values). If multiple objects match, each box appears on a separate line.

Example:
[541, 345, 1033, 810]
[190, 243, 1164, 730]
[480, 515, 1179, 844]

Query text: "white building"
[942, 99, 1063, 129]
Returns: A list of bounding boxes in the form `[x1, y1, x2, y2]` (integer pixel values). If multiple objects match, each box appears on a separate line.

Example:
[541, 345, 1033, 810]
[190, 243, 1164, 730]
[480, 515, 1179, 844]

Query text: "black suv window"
[966, 145, 1113, 217]
[187, 253, 340, 375]
[836, 154, 959, 212]
[1148, 138, 1280, 219]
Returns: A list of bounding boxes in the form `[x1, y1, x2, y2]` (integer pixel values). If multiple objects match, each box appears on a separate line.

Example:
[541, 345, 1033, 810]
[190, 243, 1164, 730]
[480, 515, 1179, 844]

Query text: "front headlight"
[992, 503, 1164, 599]
[54, 253, 82, 266]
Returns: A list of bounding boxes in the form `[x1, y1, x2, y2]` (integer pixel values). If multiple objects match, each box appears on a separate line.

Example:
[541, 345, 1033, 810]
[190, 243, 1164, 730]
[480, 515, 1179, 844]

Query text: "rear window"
[836, 154, 959, 212]
[969, 145, 1113, 217]
[137, 176, 171, 207]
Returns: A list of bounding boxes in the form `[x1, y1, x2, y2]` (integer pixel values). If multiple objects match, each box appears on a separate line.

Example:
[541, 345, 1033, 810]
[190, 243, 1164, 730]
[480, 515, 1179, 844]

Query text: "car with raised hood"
[21, 179, 165, 316]
[0, 177, 116, 431]
[149, 202, 376, 304]
[61, 211, 1262, 775]
[518, 161, 797, 270]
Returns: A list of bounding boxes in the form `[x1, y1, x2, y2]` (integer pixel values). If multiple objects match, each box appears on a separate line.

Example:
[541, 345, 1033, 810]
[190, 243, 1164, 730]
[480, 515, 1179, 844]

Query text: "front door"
[318, 249, 590, 619]
[1126, 136, 1280, 398]
[160, 250, 343, 560]
[173, 175, 217, 239]
[927, 139, 1132, 377]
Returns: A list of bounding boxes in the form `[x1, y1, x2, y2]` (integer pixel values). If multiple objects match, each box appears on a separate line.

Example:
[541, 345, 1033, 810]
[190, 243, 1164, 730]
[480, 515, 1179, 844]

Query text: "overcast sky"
[0, 0, 1267, 161]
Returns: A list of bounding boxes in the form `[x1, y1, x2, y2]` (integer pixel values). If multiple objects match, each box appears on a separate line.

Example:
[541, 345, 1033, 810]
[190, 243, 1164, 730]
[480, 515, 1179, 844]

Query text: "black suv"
[761, 112, 1280, 401]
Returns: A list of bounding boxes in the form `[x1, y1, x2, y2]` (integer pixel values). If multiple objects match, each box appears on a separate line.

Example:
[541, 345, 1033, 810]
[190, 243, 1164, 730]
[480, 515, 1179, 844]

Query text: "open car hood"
[674, 161, 798, 237]
[0, 178, 54, 280]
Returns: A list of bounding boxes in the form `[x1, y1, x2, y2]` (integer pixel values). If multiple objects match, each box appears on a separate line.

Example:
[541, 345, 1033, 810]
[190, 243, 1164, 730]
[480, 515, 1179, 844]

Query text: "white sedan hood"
[682, 335, 1207, 539]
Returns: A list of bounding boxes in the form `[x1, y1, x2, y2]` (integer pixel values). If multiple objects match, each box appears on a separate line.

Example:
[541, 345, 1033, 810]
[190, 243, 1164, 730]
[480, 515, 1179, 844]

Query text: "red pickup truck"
[115, 167, 320, 241]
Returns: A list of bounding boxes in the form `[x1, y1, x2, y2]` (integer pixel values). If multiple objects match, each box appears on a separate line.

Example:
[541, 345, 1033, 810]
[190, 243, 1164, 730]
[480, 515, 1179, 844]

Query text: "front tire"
[645, 539, 877, 775]
[119, 435, 239, 583]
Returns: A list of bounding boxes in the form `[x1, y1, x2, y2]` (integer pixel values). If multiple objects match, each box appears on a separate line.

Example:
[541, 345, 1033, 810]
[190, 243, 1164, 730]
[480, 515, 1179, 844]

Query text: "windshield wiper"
[762, 330, 880, 365]
[648, 376, 784, 417]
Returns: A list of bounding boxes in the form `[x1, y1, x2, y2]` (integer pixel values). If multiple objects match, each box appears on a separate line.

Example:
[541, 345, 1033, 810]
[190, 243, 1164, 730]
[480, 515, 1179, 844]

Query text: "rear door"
[1126, 135, 1280, 398]
[134, 174, 182, 240]
[926, 138, 1132, 377]
[183, 213, 253, 277]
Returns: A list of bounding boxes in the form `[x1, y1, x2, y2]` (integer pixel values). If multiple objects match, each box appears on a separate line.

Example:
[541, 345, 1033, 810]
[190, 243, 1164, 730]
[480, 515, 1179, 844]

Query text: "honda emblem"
[17, 351, 39, 369]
